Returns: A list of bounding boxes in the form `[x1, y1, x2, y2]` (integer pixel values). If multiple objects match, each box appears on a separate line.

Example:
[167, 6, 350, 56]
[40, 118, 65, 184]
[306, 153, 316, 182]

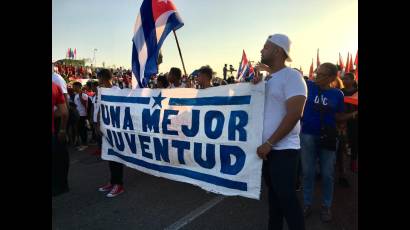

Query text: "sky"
[52, 0, 357, 77]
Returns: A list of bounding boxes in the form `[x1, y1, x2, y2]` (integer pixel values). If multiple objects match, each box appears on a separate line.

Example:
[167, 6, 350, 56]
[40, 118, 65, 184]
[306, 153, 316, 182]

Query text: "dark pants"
[109, 161, 124, 185]
[52, 134, 70, 195]
[262, 149, 305, 230]
[296, 154, 302, 185]
[78, 116, 88, 145]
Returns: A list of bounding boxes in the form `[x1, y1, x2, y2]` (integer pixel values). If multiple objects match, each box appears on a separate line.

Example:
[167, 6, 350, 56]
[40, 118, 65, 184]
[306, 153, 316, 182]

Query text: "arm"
[56, 102, 69, 142]
[257, 95, 307, 160]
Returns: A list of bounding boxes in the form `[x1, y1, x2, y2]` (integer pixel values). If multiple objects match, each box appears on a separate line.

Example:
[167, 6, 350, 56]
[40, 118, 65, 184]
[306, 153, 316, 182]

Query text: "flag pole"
[173, 30, 187, 76]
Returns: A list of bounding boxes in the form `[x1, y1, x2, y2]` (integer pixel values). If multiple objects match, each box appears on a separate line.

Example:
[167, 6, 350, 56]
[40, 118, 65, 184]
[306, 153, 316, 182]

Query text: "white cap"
[267, 34, 292, 62]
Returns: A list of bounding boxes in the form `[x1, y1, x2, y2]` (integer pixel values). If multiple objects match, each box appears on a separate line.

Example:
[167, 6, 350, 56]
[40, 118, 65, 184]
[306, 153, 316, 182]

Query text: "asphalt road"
[52, 144, 357, 230]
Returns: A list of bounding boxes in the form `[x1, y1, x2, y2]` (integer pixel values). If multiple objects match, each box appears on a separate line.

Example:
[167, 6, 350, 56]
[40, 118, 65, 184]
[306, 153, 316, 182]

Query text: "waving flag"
[74, 48, 77, 59]
[354, 50, 358, 81]
[309, 58, 314, 80]
[131, 0, 184, 88]
[354, 50, 358, 67]
[339, 52, 344, 70]
[237, 50, 254, 81]
[349, 53, 354, 73]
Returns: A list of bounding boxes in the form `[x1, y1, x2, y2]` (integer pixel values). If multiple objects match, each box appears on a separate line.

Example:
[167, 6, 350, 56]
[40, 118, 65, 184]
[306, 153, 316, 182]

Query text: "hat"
[267, 34, 292, 62]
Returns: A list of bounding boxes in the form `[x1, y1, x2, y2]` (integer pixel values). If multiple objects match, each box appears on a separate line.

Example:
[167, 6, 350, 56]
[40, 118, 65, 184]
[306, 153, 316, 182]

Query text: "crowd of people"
[52, 33, 358, 230]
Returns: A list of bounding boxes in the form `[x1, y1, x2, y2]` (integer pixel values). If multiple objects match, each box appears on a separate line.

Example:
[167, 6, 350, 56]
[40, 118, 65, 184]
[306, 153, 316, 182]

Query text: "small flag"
[354, 50, 358, 66]
[339, 52, 344, 70]
[345, 52, 350, 73]
[316, 48, 320, 68]
[349, 53, 354, 73]
[237, 50, 254, 81]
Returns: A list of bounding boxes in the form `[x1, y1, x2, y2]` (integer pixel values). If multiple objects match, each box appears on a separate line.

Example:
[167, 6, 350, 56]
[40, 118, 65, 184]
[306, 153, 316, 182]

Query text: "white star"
[159, 0, 168, 4]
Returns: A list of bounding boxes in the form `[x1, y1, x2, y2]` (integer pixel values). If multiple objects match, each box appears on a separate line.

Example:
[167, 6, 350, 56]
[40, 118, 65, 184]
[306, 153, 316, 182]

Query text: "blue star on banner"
[152, 92, 166, 108]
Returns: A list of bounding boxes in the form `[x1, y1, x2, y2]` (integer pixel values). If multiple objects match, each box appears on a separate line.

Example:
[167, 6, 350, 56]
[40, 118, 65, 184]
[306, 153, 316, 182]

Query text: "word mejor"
[101, 105, 249, 175]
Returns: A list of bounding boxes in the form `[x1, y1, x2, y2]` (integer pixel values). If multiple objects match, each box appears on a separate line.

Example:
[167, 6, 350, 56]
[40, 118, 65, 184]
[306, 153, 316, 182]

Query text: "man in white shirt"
[72, 82, 89, 151]
[253, 34, 307, 230]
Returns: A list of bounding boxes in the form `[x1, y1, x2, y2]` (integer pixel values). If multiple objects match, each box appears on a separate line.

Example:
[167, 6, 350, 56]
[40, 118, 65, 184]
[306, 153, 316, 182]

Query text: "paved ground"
[52, 143, 357, 230]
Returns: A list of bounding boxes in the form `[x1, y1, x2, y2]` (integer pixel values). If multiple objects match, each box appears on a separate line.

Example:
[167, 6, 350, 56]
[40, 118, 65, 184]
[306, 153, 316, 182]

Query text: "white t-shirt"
[262, 67, 307, 150]
[74, 93, 89, 117]
[52, 72, 67, 94]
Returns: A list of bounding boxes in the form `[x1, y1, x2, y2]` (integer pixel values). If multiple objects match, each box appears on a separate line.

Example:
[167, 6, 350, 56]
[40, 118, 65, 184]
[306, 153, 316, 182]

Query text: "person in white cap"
[253, 34, 307, 230]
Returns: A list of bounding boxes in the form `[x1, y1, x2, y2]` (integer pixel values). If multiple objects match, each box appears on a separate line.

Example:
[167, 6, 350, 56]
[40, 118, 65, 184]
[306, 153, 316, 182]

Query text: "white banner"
[99, 83, 265, 199]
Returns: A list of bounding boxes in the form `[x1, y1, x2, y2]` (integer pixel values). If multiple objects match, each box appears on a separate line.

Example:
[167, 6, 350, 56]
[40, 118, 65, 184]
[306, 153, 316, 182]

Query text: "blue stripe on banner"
[101, 95, 150, 104]
[169, 96, 251, 106]
[108, 149, 247, 191]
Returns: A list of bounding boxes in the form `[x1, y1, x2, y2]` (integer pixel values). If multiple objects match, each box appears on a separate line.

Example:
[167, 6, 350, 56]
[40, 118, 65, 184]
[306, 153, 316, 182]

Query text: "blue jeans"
[300, 133, 336, 208]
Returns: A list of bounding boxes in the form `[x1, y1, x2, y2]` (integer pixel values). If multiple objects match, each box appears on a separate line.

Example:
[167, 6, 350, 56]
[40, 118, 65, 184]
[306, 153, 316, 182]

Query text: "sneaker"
[320, 206, 332, 222]
[98, 183, 113, 192]
[303, 205, 312, 218]
[106, 185, 124, 198]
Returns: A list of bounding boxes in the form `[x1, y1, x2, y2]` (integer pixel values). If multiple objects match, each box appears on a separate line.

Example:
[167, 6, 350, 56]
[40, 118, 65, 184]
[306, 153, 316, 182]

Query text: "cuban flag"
[237, 50, 255, 82]
[131, 0, 184, 88]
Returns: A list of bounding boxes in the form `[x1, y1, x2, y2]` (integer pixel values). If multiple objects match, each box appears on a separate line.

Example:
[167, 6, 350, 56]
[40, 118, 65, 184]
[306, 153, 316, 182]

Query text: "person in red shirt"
[52, 82, 68, 135]
[52, 82, 70, 196]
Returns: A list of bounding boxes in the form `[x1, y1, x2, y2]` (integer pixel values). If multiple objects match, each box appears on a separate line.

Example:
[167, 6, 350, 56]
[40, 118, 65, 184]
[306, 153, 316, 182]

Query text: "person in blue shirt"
[300, 63, 356, 222]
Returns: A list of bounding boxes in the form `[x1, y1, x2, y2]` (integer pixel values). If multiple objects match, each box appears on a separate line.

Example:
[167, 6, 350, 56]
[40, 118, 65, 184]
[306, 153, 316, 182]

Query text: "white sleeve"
[59, 79, 67, 94]
[284, 71, 307, 100]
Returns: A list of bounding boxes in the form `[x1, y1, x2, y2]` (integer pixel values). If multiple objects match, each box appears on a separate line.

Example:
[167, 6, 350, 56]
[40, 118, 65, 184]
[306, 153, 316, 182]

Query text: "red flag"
[309, 59, 314, 80]
[67, 48, 70, 58]
[345, 52, 350, 73]
[349, 53, 354, 73]
[354, 50, 358, 66]
[339, 53, 344, 70]
[74, 48, 77, 59]
[316, 49, 320, 68]
[355, 66, 358, 81]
